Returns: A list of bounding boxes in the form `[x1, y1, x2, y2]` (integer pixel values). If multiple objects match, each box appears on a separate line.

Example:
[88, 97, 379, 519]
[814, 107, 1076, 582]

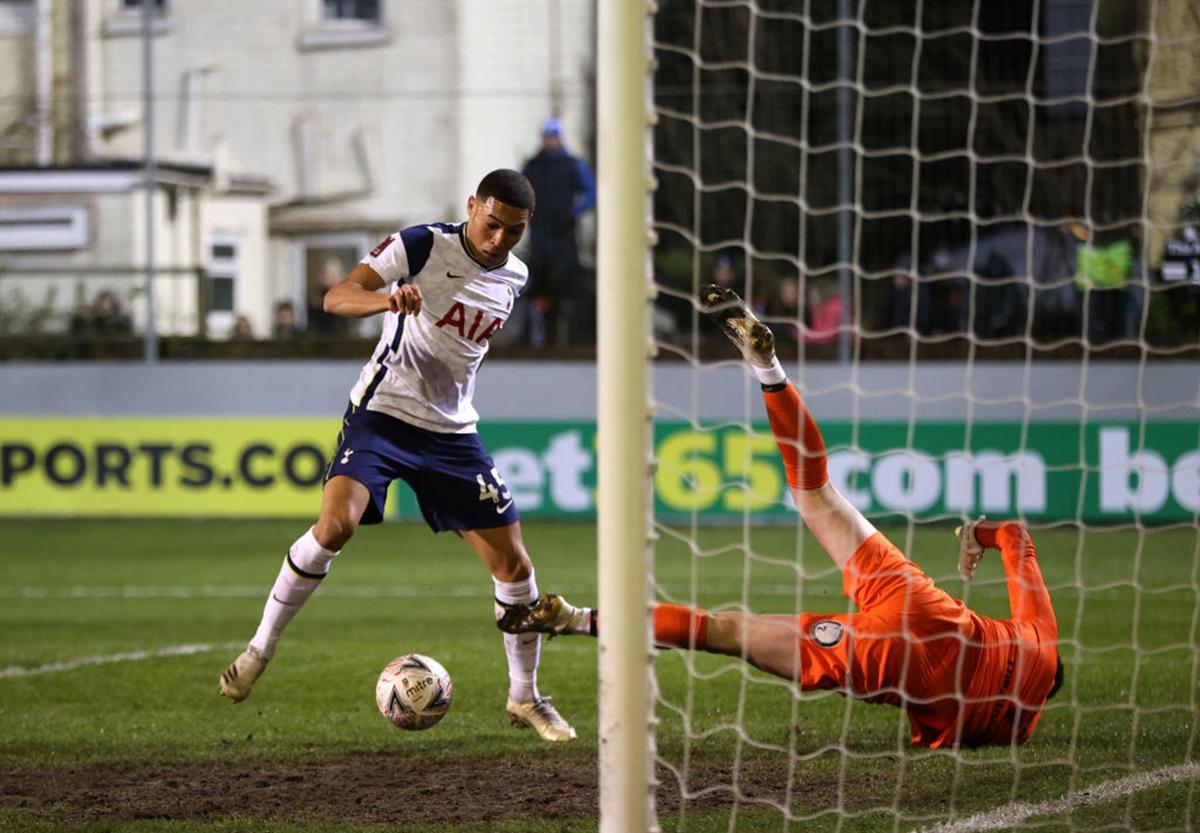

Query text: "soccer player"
[499, 285, 1062, 748]
[218, 170, 575, 742]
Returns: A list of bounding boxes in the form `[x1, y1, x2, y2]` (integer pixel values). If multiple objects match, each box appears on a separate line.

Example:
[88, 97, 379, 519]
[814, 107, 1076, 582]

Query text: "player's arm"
[968, 519, 1057, 638]
[323, 263, 422, 319]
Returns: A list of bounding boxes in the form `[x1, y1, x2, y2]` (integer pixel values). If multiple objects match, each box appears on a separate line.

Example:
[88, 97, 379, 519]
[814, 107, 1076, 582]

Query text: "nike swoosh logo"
[447, 272, 468, 279]
[495, 500, 513, 514]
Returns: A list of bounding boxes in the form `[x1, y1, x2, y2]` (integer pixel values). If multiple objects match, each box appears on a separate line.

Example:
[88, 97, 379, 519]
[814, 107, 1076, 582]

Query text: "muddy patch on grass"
[0, 754, 849, 826]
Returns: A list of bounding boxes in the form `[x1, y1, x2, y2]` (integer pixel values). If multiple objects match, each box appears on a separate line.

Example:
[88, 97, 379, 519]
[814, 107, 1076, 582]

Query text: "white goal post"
[596, 1, 656, 832]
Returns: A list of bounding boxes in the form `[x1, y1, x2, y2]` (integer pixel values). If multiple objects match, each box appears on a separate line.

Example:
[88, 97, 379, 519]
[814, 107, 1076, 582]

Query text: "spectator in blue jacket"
[520, 117, 596, 346]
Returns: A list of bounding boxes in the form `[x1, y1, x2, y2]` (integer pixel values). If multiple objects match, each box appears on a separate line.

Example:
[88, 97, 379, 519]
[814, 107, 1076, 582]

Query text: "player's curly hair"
[476, 169, 536, 214]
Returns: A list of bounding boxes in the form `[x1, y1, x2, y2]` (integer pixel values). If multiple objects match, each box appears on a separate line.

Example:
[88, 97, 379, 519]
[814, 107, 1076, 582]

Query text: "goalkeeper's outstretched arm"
[970, 519, 1058, 639]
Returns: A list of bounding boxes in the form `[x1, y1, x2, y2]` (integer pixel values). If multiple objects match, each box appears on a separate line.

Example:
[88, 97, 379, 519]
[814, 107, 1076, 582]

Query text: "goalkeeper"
[499, 285, 1063, 748]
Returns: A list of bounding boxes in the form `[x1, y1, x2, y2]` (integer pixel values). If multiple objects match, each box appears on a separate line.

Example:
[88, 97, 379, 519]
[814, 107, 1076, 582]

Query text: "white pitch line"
[0, 585, 492, 599]
[1, 583, 862, 600]
[914, 762, 1200, 833]
[0, 642, 243, 679]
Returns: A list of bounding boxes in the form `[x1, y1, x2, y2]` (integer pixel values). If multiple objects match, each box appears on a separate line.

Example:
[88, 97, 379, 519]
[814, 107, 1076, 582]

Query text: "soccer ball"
[375, 653, 453, 731]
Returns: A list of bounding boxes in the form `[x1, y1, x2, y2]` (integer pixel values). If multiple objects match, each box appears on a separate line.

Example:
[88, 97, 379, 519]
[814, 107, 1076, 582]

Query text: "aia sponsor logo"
[434, 302, 503, 343]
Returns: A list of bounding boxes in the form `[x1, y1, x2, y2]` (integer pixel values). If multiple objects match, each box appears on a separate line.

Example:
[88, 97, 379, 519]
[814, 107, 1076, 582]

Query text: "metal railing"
[0, 265, 207, 344]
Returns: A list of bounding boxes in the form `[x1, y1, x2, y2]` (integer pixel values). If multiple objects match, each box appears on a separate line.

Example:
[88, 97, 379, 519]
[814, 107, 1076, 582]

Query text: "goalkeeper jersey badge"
[810, 620, 845, 648]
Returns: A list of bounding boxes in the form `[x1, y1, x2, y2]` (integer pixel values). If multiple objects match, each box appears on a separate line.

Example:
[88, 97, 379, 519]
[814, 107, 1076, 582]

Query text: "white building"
[0, 0, 595, 341]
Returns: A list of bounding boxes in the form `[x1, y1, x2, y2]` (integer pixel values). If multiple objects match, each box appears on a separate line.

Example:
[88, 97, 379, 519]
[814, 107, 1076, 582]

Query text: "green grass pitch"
[0, 519, 1196, 832]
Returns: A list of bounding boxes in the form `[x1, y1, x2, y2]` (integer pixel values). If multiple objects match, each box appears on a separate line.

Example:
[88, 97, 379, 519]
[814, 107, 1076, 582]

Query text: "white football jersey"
[348, 222, 527, 433]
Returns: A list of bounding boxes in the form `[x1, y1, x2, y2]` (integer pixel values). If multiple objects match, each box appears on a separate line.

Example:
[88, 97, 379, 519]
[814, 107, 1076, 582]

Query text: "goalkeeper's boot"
[698, 284, 776, 368]
[496, 594, 587, 636]
[218, 645, 270, 702]
[506, 696, 577, 742]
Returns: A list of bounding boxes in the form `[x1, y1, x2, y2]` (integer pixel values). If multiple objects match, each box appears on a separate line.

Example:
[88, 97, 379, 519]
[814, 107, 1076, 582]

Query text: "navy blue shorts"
[324, 404, 519, 533]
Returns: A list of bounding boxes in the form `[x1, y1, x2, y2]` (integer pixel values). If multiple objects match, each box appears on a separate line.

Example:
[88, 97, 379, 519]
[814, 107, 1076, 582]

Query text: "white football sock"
[569, 605, 597, 636]
[249, 527, 339, 659]
[493, 571, 541, 703]
[752, 356, 787, 386]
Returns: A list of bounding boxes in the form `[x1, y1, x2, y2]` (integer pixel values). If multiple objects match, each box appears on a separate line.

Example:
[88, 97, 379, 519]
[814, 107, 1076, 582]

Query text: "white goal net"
[635, 1, 1200, 830]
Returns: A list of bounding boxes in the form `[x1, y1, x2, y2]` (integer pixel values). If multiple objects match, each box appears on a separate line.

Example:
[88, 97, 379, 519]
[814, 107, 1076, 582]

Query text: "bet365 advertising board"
[1, 418, 1196, 522]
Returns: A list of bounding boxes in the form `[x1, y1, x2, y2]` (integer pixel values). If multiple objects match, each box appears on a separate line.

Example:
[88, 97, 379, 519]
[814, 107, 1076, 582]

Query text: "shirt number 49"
[477, 467, 514, 514]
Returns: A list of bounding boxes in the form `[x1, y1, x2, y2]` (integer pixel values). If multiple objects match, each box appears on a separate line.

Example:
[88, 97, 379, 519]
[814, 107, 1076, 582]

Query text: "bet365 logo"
[477, 467, 513, 514]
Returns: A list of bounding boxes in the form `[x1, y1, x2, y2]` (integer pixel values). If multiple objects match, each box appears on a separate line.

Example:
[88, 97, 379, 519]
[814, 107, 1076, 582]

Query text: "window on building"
[207, 238, 238, 317]
[104, 0, 169, 36]
[303, 242, 357, 335]
[300, 0, 387, 49]
[323, 0, 378, 22]
[294, 234, 371, 334]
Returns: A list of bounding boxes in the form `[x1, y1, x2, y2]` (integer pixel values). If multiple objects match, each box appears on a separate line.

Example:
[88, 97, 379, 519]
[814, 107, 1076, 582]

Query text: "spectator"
[918, 246, 967, 336]
[710, 255, 742, 295]
[1030, 222, 1084, 343]
[69, 301, 93, 331]
[886, 253, 916, 332]
[698, 254, 749, 343]
[763, 276, 802, 345]
[972, 249, 1026, 339]
[272, 300, 302, 340]
[1071, 222, 1138, 344]
[231, 314, 255, 341]
[71, 290, 133, 337]
[803, 282, 844, 345]
[520, 116, 596, 346]
[307, 257, 351, 336]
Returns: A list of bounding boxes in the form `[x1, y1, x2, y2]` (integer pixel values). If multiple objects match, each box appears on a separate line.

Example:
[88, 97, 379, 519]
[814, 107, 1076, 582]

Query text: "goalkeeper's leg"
[504, 596, 808, 683]
[654, 604, 806, 680]
[762, 381, 875, 570]
[698, 284, 875, 570]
